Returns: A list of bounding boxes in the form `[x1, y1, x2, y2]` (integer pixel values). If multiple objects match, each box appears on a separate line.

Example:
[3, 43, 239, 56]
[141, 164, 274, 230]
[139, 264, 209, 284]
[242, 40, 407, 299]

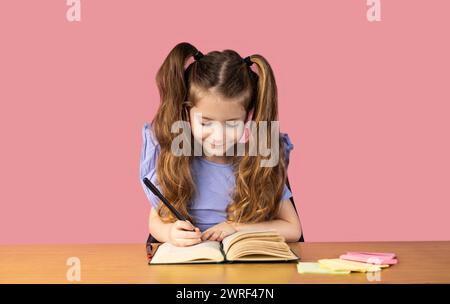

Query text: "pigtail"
[152, 42, 199, 223]
[228, 55, 287, 223]
[153, 42, 198, 146]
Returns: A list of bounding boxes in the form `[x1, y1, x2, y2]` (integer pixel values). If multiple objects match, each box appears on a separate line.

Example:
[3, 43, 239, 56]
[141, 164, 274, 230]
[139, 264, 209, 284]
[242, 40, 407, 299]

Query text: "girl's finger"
[217, 231, 225, 241]
[178, 230, 202, 239]
[176, 221, 197, 231]
[201, 230, 213, 241]
[209, 231, 222, 241]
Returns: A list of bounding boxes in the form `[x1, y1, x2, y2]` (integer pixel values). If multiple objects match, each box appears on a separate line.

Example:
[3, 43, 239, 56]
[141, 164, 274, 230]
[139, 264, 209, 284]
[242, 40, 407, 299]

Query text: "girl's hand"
[201, 221, 237, 242]
[168, 221, 202, 247]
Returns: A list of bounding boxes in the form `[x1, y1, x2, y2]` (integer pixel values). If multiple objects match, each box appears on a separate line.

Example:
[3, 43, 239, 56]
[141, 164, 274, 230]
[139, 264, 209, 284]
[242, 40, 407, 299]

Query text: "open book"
[148, 229, 299, 264]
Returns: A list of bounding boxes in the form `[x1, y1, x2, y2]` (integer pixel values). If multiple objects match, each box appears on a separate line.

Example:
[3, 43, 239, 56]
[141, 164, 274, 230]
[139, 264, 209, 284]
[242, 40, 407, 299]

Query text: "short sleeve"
[280, 132, 294, 202]
[281, 183, 293, 201]
[280, 132, 294, 170]
[139, 122, 162, 209]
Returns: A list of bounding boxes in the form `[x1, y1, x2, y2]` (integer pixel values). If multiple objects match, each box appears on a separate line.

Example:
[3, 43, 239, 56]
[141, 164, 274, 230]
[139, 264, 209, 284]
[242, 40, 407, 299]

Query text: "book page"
[221, 229, 281, 254]
[226, 240, 298, 261]
[221, 229, 299, 262]
[150, 240, 224, 264]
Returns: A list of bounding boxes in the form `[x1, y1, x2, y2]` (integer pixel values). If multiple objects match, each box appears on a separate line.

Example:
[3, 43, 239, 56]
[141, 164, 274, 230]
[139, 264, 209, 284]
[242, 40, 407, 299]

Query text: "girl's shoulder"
[139, 122, 160, 179]
[141, 122, 159, 150]
[139, 122, 162, 208]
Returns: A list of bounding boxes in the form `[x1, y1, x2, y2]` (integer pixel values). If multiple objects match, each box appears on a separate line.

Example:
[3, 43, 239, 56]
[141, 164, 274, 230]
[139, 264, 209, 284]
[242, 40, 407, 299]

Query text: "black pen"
[142, 177, 196, 231]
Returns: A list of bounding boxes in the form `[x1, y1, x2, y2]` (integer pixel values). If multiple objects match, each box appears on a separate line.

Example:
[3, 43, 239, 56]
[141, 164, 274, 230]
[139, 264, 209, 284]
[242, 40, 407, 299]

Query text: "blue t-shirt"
[139, 122, 294, 232]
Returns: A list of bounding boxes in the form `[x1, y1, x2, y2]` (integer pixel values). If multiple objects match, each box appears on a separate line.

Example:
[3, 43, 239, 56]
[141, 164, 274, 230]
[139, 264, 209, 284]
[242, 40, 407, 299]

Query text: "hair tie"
[193, 50, 204, 61]
[243, 56, 253, 67]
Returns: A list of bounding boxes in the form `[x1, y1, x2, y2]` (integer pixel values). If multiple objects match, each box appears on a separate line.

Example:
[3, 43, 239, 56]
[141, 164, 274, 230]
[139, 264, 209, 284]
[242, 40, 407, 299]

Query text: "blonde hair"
[152, 42, 288, 224]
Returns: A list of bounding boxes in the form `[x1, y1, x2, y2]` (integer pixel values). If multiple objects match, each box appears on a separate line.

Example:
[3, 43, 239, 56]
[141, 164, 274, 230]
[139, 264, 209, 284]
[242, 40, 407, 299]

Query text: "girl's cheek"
[225, 125, 244, 145]
[191, 120, 207, 140]
[224, 129, 236, 144]
[191, 125, 214, 147]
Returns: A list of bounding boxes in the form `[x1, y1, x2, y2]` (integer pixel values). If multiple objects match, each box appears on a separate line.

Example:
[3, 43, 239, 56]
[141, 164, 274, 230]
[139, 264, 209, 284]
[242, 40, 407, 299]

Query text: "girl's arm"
[148, 208, 202, 246]
[232, 200, 302, 242]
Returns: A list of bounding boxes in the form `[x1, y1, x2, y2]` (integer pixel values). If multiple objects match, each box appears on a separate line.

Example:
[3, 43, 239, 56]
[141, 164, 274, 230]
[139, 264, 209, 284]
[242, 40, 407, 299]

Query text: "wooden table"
[1, 241, 449, 283]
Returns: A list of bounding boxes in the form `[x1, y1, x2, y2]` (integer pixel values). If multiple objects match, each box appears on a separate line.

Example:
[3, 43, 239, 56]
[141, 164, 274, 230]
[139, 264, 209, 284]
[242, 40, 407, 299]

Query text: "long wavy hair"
[151, 42, 288, 224]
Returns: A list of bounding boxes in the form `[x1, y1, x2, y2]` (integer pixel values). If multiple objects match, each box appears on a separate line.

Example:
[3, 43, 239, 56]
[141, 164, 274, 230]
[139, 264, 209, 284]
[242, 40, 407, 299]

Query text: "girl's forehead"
[190, 95, 247, 121]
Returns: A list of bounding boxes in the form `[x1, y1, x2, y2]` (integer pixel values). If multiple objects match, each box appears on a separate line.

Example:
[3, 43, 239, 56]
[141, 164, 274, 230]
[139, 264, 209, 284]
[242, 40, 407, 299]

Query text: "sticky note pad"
[340, 253, 398, 265]
[318, 259, 387, 273]
[297, 262, 351, 274]
[347, 251, 396, 258]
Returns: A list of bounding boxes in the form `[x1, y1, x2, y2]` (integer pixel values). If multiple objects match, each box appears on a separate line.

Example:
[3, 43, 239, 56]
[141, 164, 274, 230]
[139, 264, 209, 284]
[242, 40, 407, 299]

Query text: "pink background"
[0, 1, 449, 244]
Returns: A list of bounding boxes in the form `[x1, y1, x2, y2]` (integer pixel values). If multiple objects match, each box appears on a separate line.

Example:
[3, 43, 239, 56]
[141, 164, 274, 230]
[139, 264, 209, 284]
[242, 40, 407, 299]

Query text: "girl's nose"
[210, 125, 226, 143]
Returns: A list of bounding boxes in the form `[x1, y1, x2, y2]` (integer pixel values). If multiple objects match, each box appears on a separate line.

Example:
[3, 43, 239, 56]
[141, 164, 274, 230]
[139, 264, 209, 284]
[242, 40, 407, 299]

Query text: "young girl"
[140, 42, 301, 247]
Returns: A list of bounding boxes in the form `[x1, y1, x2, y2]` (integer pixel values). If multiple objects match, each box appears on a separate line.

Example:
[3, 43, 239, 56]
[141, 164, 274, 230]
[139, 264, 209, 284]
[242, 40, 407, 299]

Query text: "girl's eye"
[226, 121, 239, 128]
[201, 121, 212, 126]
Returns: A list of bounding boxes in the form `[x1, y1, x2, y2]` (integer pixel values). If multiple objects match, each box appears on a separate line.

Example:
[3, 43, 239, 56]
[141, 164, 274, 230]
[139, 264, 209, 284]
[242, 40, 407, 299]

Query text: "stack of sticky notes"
[297, 251, 397, 275]
[297, 262, 352, 274]
[339, 251, 397, 265]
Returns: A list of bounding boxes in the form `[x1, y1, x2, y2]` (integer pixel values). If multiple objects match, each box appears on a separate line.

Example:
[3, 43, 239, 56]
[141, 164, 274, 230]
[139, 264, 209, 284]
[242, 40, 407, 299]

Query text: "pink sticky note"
[346, 251, 396, 258]
[340, 253, 398, 265]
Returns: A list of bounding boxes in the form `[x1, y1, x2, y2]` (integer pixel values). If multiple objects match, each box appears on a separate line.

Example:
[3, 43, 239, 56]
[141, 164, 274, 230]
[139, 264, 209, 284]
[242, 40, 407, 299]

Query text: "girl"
[140, 42, 301, 247]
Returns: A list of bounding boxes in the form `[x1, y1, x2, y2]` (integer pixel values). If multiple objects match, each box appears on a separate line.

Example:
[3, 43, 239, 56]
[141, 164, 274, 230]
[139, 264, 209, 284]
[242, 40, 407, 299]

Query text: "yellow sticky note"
[297, 262, 351, 275]
[318, 259, 386, 273]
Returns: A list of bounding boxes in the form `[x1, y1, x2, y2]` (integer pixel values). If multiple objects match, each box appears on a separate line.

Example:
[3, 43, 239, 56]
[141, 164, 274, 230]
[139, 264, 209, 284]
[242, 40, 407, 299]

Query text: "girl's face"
[188, 93, 247, 157]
